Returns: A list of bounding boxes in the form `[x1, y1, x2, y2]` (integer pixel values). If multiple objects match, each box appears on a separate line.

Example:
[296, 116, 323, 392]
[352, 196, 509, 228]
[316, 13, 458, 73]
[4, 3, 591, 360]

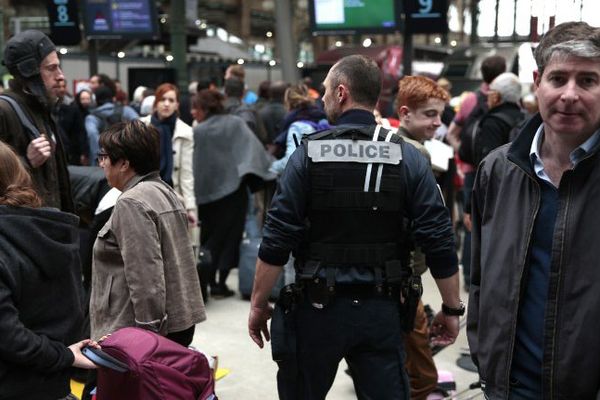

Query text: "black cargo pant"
[272, 294, 410, 400]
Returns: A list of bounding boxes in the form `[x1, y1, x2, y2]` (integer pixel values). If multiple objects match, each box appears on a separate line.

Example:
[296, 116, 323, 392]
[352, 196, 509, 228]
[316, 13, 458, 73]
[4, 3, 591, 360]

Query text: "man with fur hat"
[0, 30, 73, 211]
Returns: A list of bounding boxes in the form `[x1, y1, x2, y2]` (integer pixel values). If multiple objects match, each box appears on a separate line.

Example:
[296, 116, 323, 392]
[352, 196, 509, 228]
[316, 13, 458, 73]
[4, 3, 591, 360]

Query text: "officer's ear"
[337, 84, 349, 104]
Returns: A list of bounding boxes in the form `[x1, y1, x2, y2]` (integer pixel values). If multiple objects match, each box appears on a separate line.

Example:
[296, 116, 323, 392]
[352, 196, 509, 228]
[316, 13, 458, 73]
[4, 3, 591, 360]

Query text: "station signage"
[404, 0, 449, 34]
[82, 0, 159, 39]
[46, 0, 82, 45]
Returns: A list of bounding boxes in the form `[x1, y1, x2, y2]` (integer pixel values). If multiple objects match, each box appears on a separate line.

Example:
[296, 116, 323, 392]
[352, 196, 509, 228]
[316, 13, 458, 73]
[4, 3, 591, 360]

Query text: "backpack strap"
[113, 105, 124, 122]
[0, 95, 40, 139]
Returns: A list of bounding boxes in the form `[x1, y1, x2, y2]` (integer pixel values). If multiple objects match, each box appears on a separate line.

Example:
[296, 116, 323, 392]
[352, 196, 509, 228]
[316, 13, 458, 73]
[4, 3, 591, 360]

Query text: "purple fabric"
[97, 327, 215, 400]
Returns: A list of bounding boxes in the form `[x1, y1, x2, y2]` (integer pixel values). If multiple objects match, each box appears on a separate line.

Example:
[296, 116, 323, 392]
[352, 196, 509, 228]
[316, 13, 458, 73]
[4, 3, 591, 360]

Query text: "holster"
[271, 285, 302, 399]
[271, 284, 302, 362]
[400, 274, 423, 332]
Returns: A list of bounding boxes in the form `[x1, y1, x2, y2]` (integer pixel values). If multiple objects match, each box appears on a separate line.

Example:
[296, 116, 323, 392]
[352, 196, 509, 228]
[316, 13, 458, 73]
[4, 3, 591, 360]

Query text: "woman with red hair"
[140, 83, 197, 234]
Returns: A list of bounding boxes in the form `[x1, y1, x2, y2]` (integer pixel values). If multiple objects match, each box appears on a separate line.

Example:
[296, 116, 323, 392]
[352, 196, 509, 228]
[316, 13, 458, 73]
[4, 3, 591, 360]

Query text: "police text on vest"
[308, 140, 402, 164]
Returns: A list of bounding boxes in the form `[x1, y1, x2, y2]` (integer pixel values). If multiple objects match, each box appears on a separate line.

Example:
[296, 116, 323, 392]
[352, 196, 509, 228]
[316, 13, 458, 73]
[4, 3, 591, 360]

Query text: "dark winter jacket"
[0, 206, 84, 400]
[54, 100, 87, 165]
[258, 101, 286, 143]
[0, 84, 74, 212]
[472, 101, 524, 166]
[468, 113, 600, 399]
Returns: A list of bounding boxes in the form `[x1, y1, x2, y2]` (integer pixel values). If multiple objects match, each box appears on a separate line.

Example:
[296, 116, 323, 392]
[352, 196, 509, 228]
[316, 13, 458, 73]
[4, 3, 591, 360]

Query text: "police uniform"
[259, 110, 458, 400]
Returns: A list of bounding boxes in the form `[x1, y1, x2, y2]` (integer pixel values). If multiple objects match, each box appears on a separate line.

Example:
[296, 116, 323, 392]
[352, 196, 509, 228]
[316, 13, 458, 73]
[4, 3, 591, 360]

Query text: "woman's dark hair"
[0, 142, 41, 207]
[99, 120, 160, 175]
[192, 89, 225, 117]
[95, 86, 114, 107]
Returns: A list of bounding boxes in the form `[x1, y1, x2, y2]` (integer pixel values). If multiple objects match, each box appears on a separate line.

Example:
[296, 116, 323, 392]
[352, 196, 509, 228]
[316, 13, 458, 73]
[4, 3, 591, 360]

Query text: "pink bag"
[96, 327, 216, 400]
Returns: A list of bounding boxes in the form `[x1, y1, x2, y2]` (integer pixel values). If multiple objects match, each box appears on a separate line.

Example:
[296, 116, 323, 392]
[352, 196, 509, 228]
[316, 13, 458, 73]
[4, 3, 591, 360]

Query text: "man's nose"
[561, 80, 580, 102]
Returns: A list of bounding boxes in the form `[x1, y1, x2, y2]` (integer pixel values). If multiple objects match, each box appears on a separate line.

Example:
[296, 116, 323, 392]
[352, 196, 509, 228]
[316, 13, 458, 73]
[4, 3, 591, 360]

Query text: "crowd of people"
[1, 20, 599, 400]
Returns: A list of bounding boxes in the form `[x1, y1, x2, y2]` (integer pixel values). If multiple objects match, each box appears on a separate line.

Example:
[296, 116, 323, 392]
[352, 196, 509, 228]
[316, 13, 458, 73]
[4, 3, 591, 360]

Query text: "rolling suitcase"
[238, 235, 284, 300]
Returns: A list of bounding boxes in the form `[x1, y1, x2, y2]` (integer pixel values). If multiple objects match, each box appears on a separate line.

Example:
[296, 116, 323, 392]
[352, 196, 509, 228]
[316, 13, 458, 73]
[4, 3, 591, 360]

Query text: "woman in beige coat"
[90, 120, 205, 346]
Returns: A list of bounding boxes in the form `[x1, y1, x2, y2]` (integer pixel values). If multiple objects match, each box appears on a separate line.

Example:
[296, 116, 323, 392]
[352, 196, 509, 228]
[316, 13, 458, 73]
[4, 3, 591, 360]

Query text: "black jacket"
[473, 102, 524, 166]
[54, 100, 87, 165]
[0, 206, 84, 400]
[259, 109, 457, 281]
[468, 113, 600, 399]
[258, 101, 286, 143]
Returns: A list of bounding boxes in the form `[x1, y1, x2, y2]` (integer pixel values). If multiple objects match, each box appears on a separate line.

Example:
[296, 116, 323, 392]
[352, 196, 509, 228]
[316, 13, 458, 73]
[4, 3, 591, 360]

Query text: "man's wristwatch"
[442, 301, 465, 316]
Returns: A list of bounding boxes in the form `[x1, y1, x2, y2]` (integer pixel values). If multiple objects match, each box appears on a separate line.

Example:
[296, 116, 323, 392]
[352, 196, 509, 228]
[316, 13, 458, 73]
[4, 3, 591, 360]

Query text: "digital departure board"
[82, 0, 159, 39]
[308, 0, 402, 35]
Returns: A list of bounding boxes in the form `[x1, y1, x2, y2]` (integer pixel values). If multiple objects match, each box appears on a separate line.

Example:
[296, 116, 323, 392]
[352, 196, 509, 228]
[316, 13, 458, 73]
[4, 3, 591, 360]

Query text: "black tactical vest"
[297, 125, 409, 279]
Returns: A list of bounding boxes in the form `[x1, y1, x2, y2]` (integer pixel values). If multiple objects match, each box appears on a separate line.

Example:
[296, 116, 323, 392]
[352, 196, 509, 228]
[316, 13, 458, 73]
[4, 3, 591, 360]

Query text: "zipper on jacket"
[546, 173, 572, 399]
[503, 161, 541, 399]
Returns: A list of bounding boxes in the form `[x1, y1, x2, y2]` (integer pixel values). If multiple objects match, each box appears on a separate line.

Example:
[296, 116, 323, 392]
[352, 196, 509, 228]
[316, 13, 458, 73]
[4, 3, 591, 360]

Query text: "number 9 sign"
[405, 0, 449, 34]
[419, 0, 433, 14]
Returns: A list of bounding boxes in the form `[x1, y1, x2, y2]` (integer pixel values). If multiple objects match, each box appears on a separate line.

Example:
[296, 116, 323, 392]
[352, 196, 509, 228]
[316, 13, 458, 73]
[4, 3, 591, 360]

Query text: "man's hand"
[26, 136, 52, 168]
[463, 212, 472, 232]
[430, 311, 459, 346]
[187, 210, 198, 229]
[248, 303, 273, 349]
[69, 339, 100, 369]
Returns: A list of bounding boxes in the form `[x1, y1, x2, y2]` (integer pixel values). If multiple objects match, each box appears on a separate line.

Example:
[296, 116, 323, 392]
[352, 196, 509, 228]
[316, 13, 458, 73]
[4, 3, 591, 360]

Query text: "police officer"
[248, 55, 463, 400]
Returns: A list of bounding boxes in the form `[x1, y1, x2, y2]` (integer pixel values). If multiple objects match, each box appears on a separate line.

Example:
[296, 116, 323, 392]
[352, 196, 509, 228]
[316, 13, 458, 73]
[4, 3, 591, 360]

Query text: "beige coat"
[90, 172, 205, 341]
[139, 115, 196, 211]
[140, 115, 199, 250]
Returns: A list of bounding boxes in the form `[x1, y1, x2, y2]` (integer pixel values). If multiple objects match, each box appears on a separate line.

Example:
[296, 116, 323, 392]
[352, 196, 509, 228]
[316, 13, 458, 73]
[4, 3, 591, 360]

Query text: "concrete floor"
[192, 268, 482, 400]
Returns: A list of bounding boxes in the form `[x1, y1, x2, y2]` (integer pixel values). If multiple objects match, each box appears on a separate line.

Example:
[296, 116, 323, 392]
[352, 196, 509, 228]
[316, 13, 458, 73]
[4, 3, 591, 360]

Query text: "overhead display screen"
[309, 0, 401, 35]
[82, 0, 158, 39]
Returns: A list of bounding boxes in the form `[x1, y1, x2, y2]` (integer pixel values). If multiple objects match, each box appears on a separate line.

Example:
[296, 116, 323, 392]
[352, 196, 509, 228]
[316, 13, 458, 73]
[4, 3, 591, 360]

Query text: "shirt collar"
[530, 123, 600, 183]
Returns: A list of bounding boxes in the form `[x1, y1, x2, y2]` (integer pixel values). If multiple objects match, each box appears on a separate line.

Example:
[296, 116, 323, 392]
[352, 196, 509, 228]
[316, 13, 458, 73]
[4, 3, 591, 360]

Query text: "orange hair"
[396, 76, 450, 110]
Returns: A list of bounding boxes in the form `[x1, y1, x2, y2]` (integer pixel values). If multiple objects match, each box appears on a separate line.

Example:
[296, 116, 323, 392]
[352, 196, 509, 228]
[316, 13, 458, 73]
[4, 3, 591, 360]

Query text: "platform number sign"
[46, 0, 81, 45]
[404, 0, 449, 34]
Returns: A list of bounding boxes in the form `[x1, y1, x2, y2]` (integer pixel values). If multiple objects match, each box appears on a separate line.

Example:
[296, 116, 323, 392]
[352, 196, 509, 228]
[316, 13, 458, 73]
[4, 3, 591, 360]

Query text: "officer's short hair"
[396, 76, 450, 110]
[481, 55, 507, 84]
[99, 120, 160, 175]
[535, 22, 600, 77]
[329, 55, 381, 109]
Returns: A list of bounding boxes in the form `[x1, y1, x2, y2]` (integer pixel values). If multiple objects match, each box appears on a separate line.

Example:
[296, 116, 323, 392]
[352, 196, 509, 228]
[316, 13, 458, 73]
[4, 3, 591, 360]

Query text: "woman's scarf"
[150, 112, 177, 186]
